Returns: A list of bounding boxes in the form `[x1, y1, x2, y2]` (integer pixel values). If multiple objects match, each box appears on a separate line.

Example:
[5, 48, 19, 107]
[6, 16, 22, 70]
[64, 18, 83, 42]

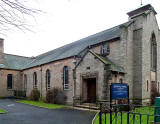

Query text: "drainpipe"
[40, 65, 42, 99]
[72, 57, 77, 103]
[73, 69, 76, 97]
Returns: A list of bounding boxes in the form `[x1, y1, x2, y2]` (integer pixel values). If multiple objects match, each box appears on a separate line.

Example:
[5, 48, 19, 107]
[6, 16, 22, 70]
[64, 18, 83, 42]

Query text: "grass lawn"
[0, 108, 7, 114]
[94, 107, 155, 124]
[17, 100, 66, 109]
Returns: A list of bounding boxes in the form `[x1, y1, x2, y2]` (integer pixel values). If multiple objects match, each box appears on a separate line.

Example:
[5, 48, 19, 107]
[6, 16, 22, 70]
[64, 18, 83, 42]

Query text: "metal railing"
[14, 90, 26, 98]
[99, 103, 160, 124]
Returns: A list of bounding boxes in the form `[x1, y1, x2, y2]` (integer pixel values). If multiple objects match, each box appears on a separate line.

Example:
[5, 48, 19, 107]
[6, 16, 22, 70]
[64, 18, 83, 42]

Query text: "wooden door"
[87, 79, 96, 103]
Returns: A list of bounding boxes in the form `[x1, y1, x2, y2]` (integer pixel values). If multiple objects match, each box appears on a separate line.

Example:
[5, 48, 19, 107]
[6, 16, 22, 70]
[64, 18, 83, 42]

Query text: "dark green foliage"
[46, 87, 66, 105]
[151, 86, 160, 105]
[29, 89, 40, 101]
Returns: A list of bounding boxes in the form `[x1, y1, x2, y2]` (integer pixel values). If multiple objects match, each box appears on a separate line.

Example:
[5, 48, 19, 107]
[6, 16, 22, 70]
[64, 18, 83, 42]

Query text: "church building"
[0, 4, 159, 104]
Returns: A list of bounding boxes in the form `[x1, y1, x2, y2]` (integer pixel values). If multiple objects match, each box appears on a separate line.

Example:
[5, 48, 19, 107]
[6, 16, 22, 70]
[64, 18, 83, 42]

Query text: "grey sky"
[1, 0, 160, 57]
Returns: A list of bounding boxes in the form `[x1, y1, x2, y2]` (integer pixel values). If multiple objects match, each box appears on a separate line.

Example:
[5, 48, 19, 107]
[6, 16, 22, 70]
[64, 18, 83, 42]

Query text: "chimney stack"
[0, 38, 4, 64]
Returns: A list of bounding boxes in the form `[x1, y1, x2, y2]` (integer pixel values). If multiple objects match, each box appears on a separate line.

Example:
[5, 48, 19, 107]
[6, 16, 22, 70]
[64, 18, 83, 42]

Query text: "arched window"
[151, 33, 157, 71]
[147, 80, 149, 92]
[24, 74, 27, 91]
[158, 82, 159, 93]
[33, 72, 37, 88]
[63, 66, 69, 90]
[119, 78, 123, 83]
[46, 69, 50, 90]
[7, 74, 13, 89]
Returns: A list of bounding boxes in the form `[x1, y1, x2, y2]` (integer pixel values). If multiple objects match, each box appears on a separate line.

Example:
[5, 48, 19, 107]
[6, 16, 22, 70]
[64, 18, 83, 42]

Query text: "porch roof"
[89, 51, 125, 73]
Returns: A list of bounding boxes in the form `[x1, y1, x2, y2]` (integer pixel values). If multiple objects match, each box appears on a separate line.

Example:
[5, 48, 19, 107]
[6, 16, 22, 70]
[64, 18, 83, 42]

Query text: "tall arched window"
[24, 74, 27, 91]
[151, 33, 157, 71]
[33, 72, 37, 88]
[46, 69, 50, 90]
[63, 66, 69, 90]
[147, 80, 149, 92]
[7, 74, 13, 89]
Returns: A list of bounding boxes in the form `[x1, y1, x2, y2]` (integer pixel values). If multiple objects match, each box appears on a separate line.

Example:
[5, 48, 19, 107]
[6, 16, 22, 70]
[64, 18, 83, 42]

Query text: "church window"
[120, 78, 123, 83]
[7, 74, 13, 89]
[151, 33, 157, 71]
[46, 69, 50, 90]
[147, 80, 149, 92]
[158, 82, 159, 93]
[33, 72, 37, 89]
[24, 74, 27, 91]
[64, 66, 69, 90]
[101, 44, 110, 55]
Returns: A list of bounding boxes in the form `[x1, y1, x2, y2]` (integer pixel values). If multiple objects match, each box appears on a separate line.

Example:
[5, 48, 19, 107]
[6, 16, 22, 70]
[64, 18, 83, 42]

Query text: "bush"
[117, 99, 129, 111]
[29, 89, 40, 101]
[46, 87, 66, 104]
[151, 86, 160, 105]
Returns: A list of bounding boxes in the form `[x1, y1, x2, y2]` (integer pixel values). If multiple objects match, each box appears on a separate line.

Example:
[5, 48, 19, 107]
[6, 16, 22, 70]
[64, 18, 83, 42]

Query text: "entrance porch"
[82, 78, 96, 103]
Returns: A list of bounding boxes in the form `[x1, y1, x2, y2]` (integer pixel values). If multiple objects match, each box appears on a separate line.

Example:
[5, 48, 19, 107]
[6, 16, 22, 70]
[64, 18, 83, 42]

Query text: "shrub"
[29, 89, 40, 101]
[150, 85, 160, 105]
[46, 87, 66, 104]
[117, 99, 129, 111]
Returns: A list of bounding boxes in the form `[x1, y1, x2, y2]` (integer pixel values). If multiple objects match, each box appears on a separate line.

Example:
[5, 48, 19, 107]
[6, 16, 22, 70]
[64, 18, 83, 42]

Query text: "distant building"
[0, 4, 159, 104]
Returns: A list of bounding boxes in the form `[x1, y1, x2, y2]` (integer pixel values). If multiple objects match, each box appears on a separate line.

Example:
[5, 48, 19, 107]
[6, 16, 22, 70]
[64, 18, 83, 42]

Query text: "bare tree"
[0, 0, 40, 33]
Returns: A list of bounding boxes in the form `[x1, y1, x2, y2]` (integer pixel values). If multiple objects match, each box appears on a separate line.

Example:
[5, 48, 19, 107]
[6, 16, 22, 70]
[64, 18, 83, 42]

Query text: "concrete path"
[0, 99, 96, 124]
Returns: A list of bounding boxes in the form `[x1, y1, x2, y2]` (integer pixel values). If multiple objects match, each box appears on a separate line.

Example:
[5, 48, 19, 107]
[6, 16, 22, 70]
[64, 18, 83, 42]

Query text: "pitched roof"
[0, 54, 34, 70]
[89, 51, 125, 73]
[1, 21, 131, 70]
[24, 21, 130, 69]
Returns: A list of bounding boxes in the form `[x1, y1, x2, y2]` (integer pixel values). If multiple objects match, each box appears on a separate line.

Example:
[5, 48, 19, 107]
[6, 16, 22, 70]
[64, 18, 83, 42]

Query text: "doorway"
[83, 78, 96, 103]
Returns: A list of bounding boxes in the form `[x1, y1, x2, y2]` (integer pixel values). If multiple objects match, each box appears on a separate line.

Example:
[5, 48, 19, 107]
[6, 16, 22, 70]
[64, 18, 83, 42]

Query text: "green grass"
[0, 108, 7, 114]
[94, 107, 155, 124]
[17, 100, 66, 109]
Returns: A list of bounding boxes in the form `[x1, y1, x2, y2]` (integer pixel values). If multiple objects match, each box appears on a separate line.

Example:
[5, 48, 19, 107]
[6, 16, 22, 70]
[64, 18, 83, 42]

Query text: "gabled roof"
[1, 21, 131, 70]
[24, 21, 130, 69]
[0, 54, 34, 70]
[89, 51, 125, 73]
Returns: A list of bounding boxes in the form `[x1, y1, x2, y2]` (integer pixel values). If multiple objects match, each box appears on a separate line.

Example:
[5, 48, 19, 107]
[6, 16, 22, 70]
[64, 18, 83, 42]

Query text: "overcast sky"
[1, 0, 160, 57]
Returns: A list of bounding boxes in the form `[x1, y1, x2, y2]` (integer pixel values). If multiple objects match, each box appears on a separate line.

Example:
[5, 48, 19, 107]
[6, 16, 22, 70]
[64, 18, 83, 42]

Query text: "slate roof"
[89, 51, 125, 73]
[1, 21, 131, 70]
[23, 21, 131, 69]
[0, 54, 34, 70]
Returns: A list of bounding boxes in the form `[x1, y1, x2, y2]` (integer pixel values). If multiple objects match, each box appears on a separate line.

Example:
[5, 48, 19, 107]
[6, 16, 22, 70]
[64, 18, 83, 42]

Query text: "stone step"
[75, 104, 99, 110]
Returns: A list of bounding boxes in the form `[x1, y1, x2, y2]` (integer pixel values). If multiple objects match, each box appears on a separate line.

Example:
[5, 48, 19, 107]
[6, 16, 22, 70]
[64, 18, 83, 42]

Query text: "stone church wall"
[23, 57, 75, 104]
[75, 51, 105, 101]
[0, 69, 22, 97]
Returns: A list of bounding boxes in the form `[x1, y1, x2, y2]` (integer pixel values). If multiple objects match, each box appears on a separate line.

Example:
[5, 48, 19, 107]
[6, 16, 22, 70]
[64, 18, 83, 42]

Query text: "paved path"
[0, 99, 96, 124]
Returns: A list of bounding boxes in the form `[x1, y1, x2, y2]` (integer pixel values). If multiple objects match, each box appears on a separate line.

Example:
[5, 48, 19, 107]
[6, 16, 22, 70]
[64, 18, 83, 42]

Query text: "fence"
[14, 90, 26, 98]
[99, 103, 160, 124]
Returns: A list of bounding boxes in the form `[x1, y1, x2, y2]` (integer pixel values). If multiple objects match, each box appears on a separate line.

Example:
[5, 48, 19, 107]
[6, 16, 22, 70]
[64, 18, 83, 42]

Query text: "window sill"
[101, 53, 109, 56]
[151, 69, 156, 72]
[7, 89, 13, 91]
[64, 89, 70, 91]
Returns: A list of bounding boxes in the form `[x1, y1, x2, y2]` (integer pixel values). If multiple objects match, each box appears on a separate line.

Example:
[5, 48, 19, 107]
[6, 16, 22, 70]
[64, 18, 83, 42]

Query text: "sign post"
[110, 83, 129, 124]
[111, 83, 129, 99]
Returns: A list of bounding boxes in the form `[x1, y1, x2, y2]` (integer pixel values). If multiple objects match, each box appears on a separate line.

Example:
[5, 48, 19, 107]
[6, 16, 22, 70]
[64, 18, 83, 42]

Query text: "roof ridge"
[36, 21, 129, 58]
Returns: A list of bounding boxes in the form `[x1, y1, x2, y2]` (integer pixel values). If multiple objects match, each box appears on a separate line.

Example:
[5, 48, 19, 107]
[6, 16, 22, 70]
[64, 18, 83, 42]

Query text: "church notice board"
[110, 83, 129, 100]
